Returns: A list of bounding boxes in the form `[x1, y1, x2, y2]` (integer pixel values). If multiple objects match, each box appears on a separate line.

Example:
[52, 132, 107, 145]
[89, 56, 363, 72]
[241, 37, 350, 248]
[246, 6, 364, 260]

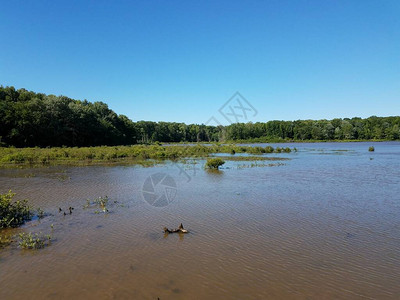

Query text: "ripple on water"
[1, 142, 400, 299]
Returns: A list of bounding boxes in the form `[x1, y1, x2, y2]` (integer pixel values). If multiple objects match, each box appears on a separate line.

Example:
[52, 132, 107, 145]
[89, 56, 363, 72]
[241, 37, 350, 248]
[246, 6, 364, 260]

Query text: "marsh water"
[1, 142, 400, 299]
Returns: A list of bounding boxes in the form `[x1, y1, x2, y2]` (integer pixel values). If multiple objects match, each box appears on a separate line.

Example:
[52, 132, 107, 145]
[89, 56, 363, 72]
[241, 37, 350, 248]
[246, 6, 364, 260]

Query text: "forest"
[1, 86, 399, 147]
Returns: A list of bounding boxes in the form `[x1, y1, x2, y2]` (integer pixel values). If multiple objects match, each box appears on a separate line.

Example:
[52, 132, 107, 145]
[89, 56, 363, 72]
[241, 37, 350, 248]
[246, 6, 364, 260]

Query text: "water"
[1, 142, 400, 299]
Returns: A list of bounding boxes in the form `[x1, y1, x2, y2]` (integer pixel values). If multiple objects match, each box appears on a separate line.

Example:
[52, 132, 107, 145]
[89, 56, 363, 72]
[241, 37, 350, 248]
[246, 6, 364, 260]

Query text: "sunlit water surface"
[1, 142, 400, 299]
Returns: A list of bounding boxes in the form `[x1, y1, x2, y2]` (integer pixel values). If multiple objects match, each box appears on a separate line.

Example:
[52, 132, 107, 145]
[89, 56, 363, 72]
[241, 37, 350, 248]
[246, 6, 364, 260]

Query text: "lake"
[1, 142, 400, 299]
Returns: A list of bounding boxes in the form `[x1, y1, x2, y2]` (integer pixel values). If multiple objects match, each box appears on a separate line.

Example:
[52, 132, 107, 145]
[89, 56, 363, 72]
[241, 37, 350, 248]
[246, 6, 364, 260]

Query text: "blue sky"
[1, 0, 399, 124]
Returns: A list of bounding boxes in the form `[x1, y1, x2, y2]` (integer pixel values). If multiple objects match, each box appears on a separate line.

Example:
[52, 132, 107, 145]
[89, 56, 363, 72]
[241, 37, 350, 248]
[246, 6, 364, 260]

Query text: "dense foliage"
[0, 190, 32, 228]
[0, 86, 136, 147]
[1, 86, 399, 147]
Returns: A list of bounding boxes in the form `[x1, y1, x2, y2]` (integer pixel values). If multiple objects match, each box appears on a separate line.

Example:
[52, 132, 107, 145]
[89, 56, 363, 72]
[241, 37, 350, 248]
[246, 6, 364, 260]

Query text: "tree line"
[1, 86, 399, 147]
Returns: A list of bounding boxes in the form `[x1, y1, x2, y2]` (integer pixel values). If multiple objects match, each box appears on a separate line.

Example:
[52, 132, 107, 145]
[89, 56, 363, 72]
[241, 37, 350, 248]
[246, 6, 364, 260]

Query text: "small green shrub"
[369, 146, 375, 152]
[205, 158, 225, 169]
[0, 191, 32, 228]
[18, 232, 51, 249]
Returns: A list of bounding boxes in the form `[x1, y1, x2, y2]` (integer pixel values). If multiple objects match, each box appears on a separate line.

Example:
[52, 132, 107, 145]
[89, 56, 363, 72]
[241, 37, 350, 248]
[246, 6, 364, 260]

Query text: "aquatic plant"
[37, 207, 45, 219]
[247, 146, 267, 154]
[205, 158, 225, 169]
[83, 199, 90, 209]
[274, 147, 291, 153]
[24, 173, 36, 178]
[0, 144, 295, 168]
[56, 174, 70, 181]
[265, 146, 274, 153]
[0, 234, 13, 248]
[18, 232, 51, 249]
[84, 196, 110, 213]
[369, 146, 375, 152]
[0, 190, 32, 228]
[216, 156, 289, 161]
[237, 162, 285, 169]
[94, 196, 109, 207]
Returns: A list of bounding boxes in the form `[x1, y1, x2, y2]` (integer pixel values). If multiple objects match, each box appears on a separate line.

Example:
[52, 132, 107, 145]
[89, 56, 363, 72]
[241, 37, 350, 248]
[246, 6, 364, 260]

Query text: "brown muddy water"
[1, 142, 400, 299]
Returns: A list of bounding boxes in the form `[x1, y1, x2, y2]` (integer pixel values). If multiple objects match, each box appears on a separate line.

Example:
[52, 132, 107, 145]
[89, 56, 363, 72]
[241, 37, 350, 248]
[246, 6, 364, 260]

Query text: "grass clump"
[205, 158, 225, 169]
[369, 146, 375, 152]
[84, 196, 110, 213]
[0, 190, 32, 228]
[0, 234, 13, 248]
[18, 232, 51, 249]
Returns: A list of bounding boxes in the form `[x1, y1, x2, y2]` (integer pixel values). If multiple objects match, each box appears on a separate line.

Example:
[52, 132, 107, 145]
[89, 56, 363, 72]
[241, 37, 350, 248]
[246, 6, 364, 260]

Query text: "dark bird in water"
[63, 212, 67, 216]
[69, 207, 74, 214]
[59, 207, 62, 213]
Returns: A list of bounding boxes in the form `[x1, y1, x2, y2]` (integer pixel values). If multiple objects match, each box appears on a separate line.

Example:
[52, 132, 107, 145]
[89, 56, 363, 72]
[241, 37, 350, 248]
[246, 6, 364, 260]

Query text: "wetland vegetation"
[0, 234, 12, 248]
[0, 190, 52, 251]
[0, 190, 32, 228]
[0, 144, 292, 168]
[205, 158, 225, 169]
[0, 191, 121, 251]
[18, 232, 52, 250]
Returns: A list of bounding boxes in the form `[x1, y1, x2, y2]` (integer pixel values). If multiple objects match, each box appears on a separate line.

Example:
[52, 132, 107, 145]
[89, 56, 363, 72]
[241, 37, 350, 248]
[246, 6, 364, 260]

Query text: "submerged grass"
[215, 156, 289, 161]
[237, 162, 286, 169]
[0, 234, 13, 248]
[83, 196, 115, 213]
[0, 144, 293, 168]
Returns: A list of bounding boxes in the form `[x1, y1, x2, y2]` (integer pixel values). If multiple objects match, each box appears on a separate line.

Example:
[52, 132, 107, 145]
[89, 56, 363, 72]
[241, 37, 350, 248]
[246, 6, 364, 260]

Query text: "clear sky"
[1, 0, 399, 125]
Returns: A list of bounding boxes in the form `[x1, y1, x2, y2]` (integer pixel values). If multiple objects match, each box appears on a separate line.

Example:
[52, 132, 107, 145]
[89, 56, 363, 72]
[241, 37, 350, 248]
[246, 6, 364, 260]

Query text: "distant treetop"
[1, 86, 399, 147]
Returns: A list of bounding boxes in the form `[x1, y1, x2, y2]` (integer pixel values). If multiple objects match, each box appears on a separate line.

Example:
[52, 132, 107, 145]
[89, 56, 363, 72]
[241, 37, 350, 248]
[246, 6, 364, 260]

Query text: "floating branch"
[163, 223, 188, 234]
